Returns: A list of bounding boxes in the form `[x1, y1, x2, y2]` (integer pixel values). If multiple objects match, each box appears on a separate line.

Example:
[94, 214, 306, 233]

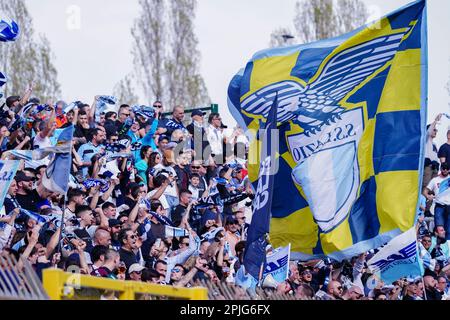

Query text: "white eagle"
[241, 28, 410, 136]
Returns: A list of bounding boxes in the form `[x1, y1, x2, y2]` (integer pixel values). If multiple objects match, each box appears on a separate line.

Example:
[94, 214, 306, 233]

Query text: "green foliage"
[0, 0, 61, 101]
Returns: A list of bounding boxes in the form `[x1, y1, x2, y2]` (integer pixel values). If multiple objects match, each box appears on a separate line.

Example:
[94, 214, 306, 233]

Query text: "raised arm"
[88, 96, 100, 124]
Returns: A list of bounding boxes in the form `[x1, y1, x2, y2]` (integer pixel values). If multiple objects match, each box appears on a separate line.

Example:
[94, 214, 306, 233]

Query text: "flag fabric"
[82, 179, 110, 193]
[0, 160, 20, 209]
[244, 95, 278, 280]
[367, 227, 423, 284]
[418, 242, 436, 272]
[263, 244, 291, 284]
[228, 0, 427, 261]
[0, 71, 8, 94]
[164, 226, 189, 238]
[19, 209, 51, 225]
[200, 227, 225, 242]
[0, 18, 19, 42]
[42, 125, 74, 194]
[140, 199, 175, 226]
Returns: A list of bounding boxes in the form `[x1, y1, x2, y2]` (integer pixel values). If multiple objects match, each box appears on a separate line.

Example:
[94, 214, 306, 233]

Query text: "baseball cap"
[14, 171, 33, 183]
[128, 263, 145, 274]
[191, 109, 206, 117]
[441, 163, 450, 170]
[158, 135, 170, 143]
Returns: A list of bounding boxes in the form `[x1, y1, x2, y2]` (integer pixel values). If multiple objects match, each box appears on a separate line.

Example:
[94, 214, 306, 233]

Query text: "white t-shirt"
[425, 126, 439, 162]
[206, 125, 224, 155]
[153, 164, 178, 198]
[148, 189, 170, 210]
[427, 175, 450, 205]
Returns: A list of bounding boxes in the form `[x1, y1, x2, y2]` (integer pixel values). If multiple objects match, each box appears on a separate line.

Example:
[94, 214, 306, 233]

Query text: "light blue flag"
[235, 264, 259, 293]
[263, 244, 291, 284]
[5, 141, 72, 161]
[42, 125, 74, 194]
[368, 227, 423, 284]
[0, 160, 20, 209]
[96, 95, 117, 119]
[19, 209, 51, 225]
[418, 242, 436, 272]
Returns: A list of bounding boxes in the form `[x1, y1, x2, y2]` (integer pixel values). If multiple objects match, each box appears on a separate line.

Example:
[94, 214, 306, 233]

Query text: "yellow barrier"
[42, 268, 208, 300]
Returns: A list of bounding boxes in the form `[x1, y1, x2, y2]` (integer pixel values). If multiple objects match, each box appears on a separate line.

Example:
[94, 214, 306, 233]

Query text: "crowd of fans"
[0, 85, 449, 300]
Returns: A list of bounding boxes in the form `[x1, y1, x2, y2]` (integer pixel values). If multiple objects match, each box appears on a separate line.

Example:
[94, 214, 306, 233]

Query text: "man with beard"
[424, 274, 443, 300]
[424, 162, 450, 240]
[109, 219, 122, 251]
[15, 172, 53, 212]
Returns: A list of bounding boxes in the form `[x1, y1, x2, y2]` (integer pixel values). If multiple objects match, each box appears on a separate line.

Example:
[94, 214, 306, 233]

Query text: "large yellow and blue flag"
[228, 0, 427, 261]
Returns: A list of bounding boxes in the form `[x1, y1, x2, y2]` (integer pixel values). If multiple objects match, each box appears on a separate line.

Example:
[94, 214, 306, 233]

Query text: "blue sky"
[24, 0, 450, 142]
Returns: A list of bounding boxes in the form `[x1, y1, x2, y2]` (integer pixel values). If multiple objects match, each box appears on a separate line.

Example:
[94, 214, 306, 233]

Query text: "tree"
[0, 0, 61, 101]
[165, 0, 209, 108]
[131, 0, 210, 110]
[269, 27, 295, 48]
[270, 0, 368, 47]
[113, 74, 139, 106]
[131, 0, 166, 103]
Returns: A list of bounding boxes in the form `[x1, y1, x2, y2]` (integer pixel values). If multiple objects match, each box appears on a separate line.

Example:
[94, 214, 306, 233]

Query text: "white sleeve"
[0, 225, 13, 251]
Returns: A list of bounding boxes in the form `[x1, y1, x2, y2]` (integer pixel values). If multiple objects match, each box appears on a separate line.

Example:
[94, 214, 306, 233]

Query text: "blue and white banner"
[368, 227, 422, 284]
[418, 242, 436, 272]
[0, 160, 20, 210]
[0, 18, 19, 42]
[96, 95, 117, 119]
[263, 244, 291, 284]
[165, 225, 189, 238]
[20, 209, 51, 225]
[132, 105, 156, 120]
[200, 227, 225, 242]
[244, 95, 279, 280]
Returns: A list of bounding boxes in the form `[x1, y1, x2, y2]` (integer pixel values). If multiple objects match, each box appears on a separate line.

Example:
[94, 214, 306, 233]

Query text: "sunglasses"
[172, 268, 182, 273]
[180, 242, 189, 246]
[132, 271, 142, 275]
[191, 166, 201, 169]
[153, 105, 163, 108]
[121, 113, 131, 117]
[129, 235, 138, 240]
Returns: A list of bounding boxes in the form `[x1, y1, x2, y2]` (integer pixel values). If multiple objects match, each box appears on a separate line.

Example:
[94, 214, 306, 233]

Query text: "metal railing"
[162, 103, 219, 118]
[0, 254, 48, 300]
[193, 279, 299, 301]
[42, 268, 208, 300]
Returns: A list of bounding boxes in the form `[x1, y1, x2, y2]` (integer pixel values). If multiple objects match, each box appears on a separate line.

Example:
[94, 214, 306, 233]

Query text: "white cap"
[128, 263, 145, 274]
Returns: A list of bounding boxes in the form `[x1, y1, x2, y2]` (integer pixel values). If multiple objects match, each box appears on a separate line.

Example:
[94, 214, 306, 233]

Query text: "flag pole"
[422, 276, 428, 300]
[56, 125, 74, 254]
[57, 193, 68, 253]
